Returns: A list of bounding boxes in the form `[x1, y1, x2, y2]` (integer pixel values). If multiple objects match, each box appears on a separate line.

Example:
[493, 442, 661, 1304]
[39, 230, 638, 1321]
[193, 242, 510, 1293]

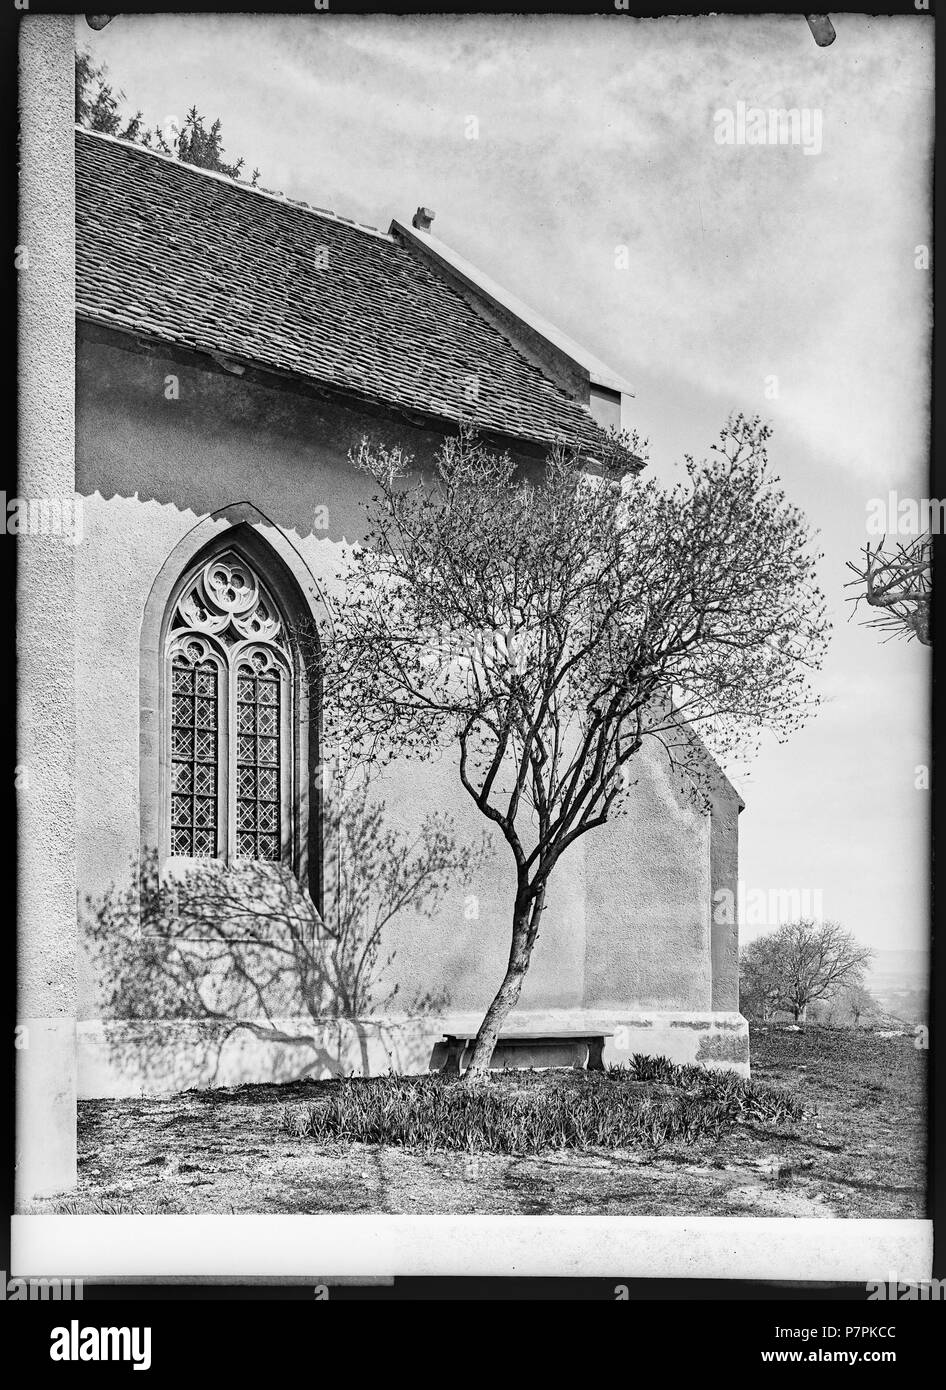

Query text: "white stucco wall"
[74, 328, 744, 1089]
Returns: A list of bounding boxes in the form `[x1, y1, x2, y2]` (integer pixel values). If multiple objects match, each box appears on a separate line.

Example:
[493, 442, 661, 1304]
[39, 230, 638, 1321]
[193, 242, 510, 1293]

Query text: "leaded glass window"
[170, 653, 219, 856]
[236, 657, 281, 860]
[165, 552, 291, 863]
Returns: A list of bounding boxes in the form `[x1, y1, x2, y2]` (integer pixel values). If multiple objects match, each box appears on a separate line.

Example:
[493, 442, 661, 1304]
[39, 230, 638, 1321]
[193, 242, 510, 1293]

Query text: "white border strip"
[12, 1216, 932, 1283]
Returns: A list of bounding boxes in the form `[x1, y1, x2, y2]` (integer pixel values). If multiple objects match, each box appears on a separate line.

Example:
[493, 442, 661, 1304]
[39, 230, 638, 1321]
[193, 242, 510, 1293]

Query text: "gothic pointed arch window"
[165, 550, 294, 863]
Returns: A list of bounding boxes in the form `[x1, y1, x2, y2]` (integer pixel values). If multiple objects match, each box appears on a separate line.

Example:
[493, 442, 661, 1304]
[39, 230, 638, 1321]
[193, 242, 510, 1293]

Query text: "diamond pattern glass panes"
[235, 666, 281, 860]
[170, 659, 218, 856]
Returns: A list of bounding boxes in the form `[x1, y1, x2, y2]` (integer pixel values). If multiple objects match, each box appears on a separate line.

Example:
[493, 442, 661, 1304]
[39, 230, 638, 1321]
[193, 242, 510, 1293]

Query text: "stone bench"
[440, 1030, 612, 1075]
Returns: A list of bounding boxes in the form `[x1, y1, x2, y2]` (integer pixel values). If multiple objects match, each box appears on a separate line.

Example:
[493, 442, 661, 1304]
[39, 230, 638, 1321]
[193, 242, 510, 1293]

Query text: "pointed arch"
[140, 509, 326, 906]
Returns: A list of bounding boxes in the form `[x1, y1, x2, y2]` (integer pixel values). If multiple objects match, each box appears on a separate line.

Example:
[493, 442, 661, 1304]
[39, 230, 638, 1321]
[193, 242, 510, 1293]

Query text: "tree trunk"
[353, 1021, 371, 1077]
[461, 888, 544, 1083]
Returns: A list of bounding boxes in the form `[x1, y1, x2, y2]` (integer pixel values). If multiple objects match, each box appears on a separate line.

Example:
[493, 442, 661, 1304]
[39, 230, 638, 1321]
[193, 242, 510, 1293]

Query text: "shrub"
[280, 1060, 802, 1154]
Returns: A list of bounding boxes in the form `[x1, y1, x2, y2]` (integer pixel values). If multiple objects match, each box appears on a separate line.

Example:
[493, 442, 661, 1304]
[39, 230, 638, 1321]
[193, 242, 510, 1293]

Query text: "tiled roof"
[75, 128, 610, 453]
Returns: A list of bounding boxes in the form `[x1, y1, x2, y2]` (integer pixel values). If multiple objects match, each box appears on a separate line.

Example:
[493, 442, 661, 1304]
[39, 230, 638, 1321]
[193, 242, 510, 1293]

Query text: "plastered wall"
[75, 329, 741, 1029]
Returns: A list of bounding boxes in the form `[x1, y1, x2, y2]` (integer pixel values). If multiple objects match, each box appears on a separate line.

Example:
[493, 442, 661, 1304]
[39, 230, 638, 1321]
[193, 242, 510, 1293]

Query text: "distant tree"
[156, 107, 258, 183]
[845, 533, 931, 645]
[845, 983, 880, 1027]
[309, 415, 829, 1080]
[807, 981, 881, 1027]
[75, 48, 144, 142]
[739, 937, 782, 1022]
[75, 49, 260, 185]
[741, 921, 873, 1025]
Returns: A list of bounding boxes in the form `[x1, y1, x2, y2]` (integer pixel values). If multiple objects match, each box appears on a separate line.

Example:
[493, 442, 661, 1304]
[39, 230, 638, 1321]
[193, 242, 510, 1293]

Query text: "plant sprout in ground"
[281, 1057, 804, 1154]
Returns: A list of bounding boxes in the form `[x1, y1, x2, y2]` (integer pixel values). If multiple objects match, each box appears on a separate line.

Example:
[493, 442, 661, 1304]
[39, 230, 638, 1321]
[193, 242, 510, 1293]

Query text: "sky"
[76, 13, 933, 955]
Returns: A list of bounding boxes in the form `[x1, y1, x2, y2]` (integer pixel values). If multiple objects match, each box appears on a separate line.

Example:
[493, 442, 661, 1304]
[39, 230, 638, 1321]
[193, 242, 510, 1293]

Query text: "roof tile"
[76, 129, 609, 453]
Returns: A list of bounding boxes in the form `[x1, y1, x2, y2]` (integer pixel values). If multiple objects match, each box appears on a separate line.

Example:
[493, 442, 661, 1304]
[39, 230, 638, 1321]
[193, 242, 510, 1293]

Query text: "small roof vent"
[411, 206, 435, 232]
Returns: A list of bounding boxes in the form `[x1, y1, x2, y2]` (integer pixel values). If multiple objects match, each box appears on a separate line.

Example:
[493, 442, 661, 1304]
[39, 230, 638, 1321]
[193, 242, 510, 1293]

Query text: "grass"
[25, 1024, 926, 1218]
[280, 1056, 802, 1154]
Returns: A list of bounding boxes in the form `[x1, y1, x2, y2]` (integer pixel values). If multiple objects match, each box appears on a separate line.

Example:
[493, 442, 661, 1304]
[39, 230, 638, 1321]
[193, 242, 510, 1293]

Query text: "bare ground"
[28, 1025, 927, 1218]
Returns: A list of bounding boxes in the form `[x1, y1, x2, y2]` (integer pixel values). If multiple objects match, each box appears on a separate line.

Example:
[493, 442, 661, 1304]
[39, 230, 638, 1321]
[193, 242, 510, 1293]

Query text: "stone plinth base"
[77, 1010, 749, 1097]
[16, 1018, 78, 1201]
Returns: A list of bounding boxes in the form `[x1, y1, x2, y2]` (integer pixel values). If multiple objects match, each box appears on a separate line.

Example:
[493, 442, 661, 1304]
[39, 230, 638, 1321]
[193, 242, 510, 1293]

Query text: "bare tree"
[310, 414, 829, 1080]
[845, 534, 931, 645]
[741, 921, 873, 1025]
[739, 938, 783, 1022]
[846, 983, 880, 1028]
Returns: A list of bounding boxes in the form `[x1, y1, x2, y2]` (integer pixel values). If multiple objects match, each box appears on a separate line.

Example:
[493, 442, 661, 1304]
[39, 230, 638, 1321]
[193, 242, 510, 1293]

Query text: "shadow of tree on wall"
[82, 775, 485, 1090]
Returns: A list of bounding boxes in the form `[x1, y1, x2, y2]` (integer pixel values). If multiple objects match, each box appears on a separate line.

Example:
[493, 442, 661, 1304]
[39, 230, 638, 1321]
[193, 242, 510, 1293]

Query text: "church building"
[17, 24, 747, 1198]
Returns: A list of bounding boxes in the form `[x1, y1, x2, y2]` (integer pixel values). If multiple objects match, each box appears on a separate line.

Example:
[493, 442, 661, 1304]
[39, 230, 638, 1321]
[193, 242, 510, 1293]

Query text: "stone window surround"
[139, 505, 328, 908]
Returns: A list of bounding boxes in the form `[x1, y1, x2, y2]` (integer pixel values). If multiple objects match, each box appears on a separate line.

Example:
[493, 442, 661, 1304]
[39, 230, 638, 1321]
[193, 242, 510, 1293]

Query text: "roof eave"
[76, 312, 607, 461]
